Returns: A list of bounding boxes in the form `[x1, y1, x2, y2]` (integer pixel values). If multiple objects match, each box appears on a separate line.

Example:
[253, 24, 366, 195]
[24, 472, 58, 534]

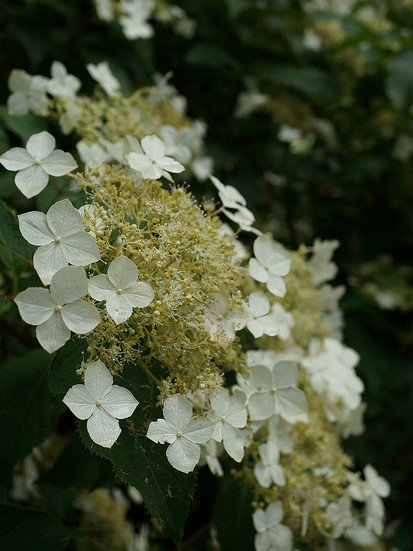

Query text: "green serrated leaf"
[0, 199, 33, 275]
[0, 349, 61, 484]
[0, 505, 71, 551]
[0, 105, 46, 142]
[78, 362, 196, 547]
[213, 476, 255, 551]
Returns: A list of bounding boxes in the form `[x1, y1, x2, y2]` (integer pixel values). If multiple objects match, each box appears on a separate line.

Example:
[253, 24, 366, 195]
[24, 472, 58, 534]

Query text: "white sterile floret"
[18, 198, 101, 285]
[86, 62, 121, 96]
[47, 61, 81, 99]
[308, 238, 339, 286]
[199, 439, 224, 477]
[127, 135, 185, 181]
[147, 394, 214, 473]
[268, 414, 294, 453]
[88, 255, 154, 324]
[203, 292, 248, 345]
[210, 175, 258, 233]
[0, 131, 77, 198]
[7, 69, 48, 116]
[63, 360, 138, 448]
[245, 292, 280, 338]
[14, 266, 100, 353]
[253, 501, 293, 551]
[119, 0, 154, 39]
[249, 236, 291, 297]
[254, 441, 286, 488]
[208, 388, 247, 462]
[325, 496, 353, 538]
[247, 361, 307, 421]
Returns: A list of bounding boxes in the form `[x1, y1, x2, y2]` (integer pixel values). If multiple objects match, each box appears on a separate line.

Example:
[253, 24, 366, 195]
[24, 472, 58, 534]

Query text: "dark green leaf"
[0, 106, 46, 142]
[0, 505, 71, 551]
[48, 338, 88, 395]
[0, 199, 33, 271]
[0, 349, 61, 484]
[386, 50, 413, 111]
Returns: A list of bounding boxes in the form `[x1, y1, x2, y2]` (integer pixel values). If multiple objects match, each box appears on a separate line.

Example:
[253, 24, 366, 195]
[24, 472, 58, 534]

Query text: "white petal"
[50, 266, 88, 304]
[128, 152, 161, 179]
[8, 69, 30, 93]
[7, 92, 29, 116]
[14, 287, 55, 325]
[87, 407, 121, 448]
[249, 258, 268, 283]
[102, 385, 139, 419]
[210, 388, 230, 417]
[276, 388, 307, 418]
[108, 256, 138, 288]
[267, 501, 284, 525]
[46, 199, 83, 237]
[254, 236, 277, 266]
[0, 147, 33, 171]
[163, 394, 193, 432]
[36, 312, 71, 353]
[33, 242, 68, 285]
[15, 165, 49, 198]
[254, 464, 271, 488]
[106, 294, 133, 324]
[156, 156, 185, 174]
[88, 275, 115, 301]
[60, 231, 101, 265]
[267, 273, 286, 297]
[268, 525, 292, 551]
[26, 131, 55, 160]
[18, 211, 55, 245]
[247, 319, 264, 338]
[63, 385, 96, 419]
[147, 419, 177, 444]
[253, 509, 267, 533]
[84, 360, 113, 401]
[248, 392, 275, 421]
[249, 364, 273, 392]
[225, 398, 247, 428]
[141, 135, 165, 160]
[123, 282, 154, 308]
[259, 314, 279, 337]
[61, 300, 100, 333]
[272, 362, 298, 388]
[269, 258, 291, 277]
[222, 423, 244, 462]
[184, 418, 214, 444]
[166, 437, 200, 473]
[42, 150, 77, 176]
[249, 292, 270, 316]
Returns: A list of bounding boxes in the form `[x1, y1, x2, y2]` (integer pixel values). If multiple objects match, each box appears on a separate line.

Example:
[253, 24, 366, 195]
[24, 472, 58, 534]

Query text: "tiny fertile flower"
[247, 361, 307, 421]
[245, 292, 280, 338]
[18, 198, 101, 285]
[254, 441, 286, 488]
[88, 255, 154, 324]
[128, 135, 185, 181]
[63, 360, 138, 448]
[249, 236, 291, 297]
[0, 131, 77, 198]
[87, 62, 120, 96]
[47, 61, 81, 99]
[14, 266, 100, 353]
[208, 388, 247, 462]
[7, 69, 48, 116]
[253, 502, 293, 551]
[147, 394, 214, 473]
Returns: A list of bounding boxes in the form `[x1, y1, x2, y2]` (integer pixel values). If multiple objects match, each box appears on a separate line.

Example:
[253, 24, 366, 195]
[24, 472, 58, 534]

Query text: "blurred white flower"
[308, 238, 339, 286]
[249, 236, 291, 297]
[7, 69, 48, 116]
[119, 0, 154, 39]
[254, 441, 286, 488]
[253, 501, 293, 551]
[64, 360, 138, 448]
[203, 292, 248, 345]
[87, 62, 120, 96]
[245, 292, 280, 338]
[47, 61, 81, 99]
[128, 135, 184, 181]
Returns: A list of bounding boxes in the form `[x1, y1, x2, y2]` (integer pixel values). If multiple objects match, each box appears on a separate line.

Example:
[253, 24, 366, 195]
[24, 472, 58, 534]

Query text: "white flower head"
[18, 198, 101, 285]
[128, 135, 185, 181]
[47, 61, 81, 99]
[249, 236, 291, 297]
[87, 62, 120, 96]
[147, 394, 214, 473]
[270, 303, 294, 341]
[308, 238, 339, 286]
[254, 441, 286, 488]
[14, 266, 100, 353]
[7, 69, 48, 116]
[325, 496, 353, 538]
[245, 292, 280, 339]
[88, 255, 154, 324]
[63, 360, 138, 448]
[248, 361, 307, 421]
[119, 0, 154, 39]
[0, 131, 77, 198]
[208, 388, 247, 462]
[253, 502, 293, 551]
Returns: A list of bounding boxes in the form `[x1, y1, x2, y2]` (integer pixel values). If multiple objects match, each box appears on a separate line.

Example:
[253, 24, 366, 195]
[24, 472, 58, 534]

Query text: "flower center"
[220, 415, 226, 422]
[177, 431, 183, 438]
[96, 400, 103, 407]
[117, 288, 123, 295]
[55, 236, 62, 244]
[271, 386, 277, 393]
[35, 159, 42, 166]
[55, 305, 62, 312]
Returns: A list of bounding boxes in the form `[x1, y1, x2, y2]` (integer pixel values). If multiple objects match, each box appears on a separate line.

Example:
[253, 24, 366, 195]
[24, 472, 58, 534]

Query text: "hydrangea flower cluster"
[1, 63, 392, 551]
